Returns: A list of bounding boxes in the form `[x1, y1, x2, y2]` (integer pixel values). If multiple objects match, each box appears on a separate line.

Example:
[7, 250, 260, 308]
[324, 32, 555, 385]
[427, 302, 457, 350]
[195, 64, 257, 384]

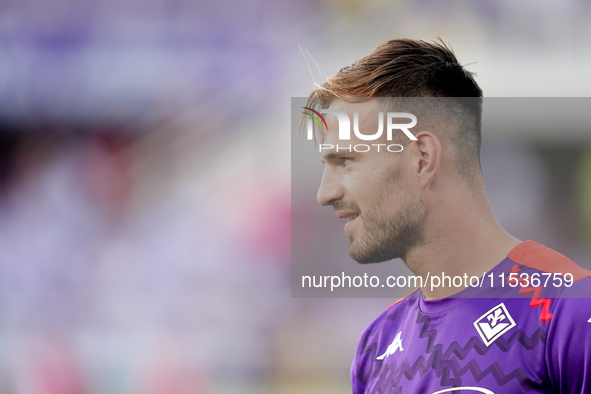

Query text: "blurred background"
[0, 0, 591, 393]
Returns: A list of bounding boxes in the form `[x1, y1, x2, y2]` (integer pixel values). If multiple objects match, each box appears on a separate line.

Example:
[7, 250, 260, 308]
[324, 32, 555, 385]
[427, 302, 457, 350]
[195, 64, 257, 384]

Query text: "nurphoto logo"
[302, 107, 417, 152]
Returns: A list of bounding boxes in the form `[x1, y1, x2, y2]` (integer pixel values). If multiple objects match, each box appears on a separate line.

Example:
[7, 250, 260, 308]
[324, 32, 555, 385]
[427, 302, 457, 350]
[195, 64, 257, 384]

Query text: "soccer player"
[304, 39, 591, 393]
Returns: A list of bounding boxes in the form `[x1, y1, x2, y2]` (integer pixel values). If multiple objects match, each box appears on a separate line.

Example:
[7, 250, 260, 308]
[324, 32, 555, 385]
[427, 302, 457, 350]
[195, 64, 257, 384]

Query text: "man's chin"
[350, 254, 388, 265]
[348, 240, 403, 264]
[349, 245, 392, 265]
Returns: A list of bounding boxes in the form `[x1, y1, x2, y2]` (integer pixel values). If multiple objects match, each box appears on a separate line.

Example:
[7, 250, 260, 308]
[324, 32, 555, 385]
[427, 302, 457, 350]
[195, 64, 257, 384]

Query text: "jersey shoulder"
[375, 288, 422, 331]
[507, 240, 591, 297]
[508, 240, 591, 280]
[351, 289, 421, 393]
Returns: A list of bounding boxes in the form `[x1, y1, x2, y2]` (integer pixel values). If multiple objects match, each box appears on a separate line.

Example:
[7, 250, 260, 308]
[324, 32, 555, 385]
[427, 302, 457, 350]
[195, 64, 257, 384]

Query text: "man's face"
[317, 99, 426, 264]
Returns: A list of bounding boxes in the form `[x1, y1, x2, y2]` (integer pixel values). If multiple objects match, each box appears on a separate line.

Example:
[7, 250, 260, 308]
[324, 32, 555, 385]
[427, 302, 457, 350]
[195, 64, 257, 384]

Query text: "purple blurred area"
[0, 0, 590, 393]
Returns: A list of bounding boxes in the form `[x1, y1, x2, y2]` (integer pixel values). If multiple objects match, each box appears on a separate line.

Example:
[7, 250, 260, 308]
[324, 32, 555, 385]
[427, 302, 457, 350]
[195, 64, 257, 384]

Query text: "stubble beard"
[347, 194, 426, 264]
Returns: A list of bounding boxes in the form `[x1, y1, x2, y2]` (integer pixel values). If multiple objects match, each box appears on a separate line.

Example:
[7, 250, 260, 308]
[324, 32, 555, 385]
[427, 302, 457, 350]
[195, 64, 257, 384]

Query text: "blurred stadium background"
[0, 0, 591, 393]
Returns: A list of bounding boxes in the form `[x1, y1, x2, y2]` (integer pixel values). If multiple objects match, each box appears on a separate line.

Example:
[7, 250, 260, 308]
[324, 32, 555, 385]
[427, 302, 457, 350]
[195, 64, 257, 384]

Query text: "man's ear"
[412, 131, 442, 187]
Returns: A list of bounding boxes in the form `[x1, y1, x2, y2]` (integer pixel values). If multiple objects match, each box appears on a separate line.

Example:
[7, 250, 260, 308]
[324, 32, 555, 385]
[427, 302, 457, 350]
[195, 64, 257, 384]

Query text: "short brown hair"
[305, 38, 483, 180]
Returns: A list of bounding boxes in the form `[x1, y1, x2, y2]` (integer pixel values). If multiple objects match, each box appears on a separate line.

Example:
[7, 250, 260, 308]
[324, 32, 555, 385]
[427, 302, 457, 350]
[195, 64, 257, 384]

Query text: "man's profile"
[303, 39, 591, 393]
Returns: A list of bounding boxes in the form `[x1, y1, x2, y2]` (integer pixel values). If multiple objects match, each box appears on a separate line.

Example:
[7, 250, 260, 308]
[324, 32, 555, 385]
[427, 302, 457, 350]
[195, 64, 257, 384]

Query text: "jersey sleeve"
[350, 357, 366, 394]
[545, 277, 591, 392]
[350, 323, 373, 394]
[350, 306, 392, 394]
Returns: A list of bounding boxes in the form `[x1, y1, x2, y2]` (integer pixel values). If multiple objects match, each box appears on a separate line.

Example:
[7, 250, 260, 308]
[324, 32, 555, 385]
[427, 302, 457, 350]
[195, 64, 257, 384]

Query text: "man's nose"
[317, 168, 344, 206]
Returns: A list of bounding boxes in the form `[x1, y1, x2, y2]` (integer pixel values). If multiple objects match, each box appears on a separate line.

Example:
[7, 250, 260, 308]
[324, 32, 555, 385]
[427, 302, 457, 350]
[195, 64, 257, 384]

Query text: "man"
[304, 39, 591, 393]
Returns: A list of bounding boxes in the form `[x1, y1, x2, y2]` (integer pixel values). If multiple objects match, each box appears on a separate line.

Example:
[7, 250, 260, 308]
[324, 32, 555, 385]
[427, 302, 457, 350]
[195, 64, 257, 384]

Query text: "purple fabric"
[351, 250, 591, 393]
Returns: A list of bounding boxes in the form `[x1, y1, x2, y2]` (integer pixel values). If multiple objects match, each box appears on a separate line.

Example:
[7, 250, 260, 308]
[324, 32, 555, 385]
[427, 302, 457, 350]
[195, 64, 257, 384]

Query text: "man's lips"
[335, 211, 359, 219]
[335, 211, 360, 234]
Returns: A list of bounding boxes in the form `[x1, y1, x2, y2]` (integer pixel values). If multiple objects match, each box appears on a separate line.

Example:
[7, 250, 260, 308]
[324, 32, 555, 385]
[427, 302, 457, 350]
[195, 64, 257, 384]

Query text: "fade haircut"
[304, 38, 484, 180]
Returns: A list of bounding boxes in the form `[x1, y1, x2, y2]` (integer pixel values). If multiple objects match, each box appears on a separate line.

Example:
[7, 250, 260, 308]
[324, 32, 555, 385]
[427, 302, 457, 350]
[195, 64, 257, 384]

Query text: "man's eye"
[341, 157, 352, 165]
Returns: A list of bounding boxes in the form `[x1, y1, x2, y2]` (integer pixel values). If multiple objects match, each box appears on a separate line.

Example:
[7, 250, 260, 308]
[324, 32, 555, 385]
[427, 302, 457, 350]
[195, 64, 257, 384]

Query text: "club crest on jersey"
[473, 303, 516, 347]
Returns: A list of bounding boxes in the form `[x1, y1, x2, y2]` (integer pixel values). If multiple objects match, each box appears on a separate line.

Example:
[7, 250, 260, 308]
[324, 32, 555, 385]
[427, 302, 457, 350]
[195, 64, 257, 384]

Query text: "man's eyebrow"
[322, 152, 339, 162]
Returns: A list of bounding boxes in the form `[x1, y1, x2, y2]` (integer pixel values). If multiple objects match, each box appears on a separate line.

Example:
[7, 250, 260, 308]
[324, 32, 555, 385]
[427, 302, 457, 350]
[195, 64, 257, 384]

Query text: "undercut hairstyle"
[304, 38, 484, 181]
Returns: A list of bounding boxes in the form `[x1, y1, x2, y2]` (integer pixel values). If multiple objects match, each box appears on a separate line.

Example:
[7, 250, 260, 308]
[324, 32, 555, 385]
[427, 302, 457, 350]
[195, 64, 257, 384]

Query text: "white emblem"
[473, 303, 516, 347]
[431, 387, 495, 394]
[376, 331, 404, 360]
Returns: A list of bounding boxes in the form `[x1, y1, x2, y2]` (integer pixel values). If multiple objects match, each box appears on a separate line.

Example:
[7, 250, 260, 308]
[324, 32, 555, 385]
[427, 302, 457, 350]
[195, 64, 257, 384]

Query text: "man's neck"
[405, 193, 521, 299]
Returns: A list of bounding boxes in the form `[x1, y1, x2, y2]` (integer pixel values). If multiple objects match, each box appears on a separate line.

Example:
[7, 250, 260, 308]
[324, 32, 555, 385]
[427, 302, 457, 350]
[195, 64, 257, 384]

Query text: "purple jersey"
[351, 241, 591, 393]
